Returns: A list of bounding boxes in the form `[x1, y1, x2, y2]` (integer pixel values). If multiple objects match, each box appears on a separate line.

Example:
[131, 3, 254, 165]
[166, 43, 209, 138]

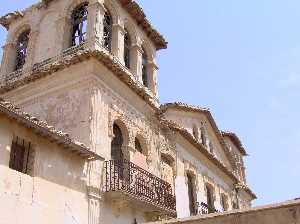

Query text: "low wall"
[146, 199, 300, 224]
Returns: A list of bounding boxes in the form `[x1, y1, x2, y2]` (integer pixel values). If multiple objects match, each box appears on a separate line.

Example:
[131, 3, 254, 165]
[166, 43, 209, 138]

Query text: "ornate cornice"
[160, 119, 239, 183]
[222, 131, 248, 156]
[0, 11, 24, 30]
[160, 102, 236, 169]
[0, 47, 160, 111]
[235, 183, 257, 199]
[0, 98, 103, 161]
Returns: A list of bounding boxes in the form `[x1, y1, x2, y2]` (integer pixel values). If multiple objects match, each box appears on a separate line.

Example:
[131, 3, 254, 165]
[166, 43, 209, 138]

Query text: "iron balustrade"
[196, 202, 219, 215]
[104, 159, 176, 212]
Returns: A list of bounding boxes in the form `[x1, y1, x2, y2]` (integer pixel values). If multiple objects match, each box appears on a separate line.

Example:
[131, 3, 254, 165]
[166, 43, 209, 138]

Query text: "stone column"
[146, 61, 159, 97]
[0, 42, 16, 78]
[87, 1, 103, 50]
[130, 44, 143, 81]
[112, 23, 125, 61]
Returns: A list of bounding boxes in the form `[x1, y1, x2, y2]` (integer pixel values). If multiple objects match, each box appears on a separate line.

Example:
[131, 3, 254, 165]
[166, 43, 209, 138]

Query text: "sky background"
[1, 0, 300, 206]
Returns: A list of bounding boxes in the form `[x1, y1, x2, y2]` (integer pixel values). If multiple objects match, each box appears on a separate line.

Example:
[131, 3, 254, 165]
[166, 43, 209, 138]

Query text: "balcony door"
[187, 173, 197, 216]
[206, 185, 215, 213]
[111, 124, 124, 161]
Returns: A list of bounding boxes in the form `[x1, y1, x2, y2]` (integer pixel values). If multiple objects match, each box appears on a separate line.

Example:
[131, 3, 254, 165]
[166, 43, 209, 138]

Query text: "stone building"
[0, 0, 256, 223]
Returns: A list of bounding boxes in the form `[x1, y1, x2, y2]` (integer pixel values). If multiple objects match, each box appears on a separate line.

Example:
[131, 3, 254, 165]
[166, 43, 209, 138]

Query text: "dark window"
[111, 124, 123, 161]
[103, 10, 112, 52]
[221, 194, 228, 211]
[193, 125, 199, 140]
[9, 137, 34, 175]
[142, 48, 149, 87]
[232, 201, 239, 209]
[187, 173, 197, 215]
[71, 3, 88, 46]
[124, 30, 131, 69]
[15, 30, 30, 71]
[206, 185, 215, 213]
[200, 127, 206, 145]
[209, 142, 214, 154]
[135, 138, 143, 153]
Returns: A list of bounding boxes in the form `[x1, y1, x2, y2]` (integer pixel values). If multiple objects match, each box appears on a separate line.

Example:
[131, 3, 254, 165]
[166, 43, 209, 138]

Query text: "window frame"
[103, 10, 112, 52]
[15, 30, 30, 71]
[71, 2, 89, 47]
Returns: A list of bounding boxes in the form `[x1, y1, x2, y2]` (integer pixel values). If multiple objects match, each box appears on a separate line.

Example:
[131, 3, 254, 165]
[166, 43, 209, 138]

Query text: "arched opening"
[124, 29, 131, 69]
[142, 48, 149, 87]
[187, 172, 197, 216]
[15, 30, 30, 70]
[205, 184, 215, 213]
[71, 2, 88, 47]
[221, 193, 229, 211]
[135, 137, 143, 154]
[103, 9, 112, 52]
[111, 123, 124, 161]
[200, 127, 207, 146]
[161, 154, 175, 192]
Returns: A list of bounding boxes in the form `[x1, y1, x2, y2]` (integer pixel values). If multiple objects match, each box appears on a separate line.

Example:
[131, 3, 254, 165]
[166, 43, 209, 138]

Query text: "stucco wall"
[0, 116, 90, 224]
[175, 135, 235, 218]
[163, 109, 231, 170]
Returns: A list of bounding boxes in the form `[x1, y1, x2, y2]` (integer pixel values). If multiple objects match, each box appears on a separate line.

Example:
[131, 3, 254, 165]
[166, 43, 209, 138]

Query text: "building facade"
[0, 0, 256, 223]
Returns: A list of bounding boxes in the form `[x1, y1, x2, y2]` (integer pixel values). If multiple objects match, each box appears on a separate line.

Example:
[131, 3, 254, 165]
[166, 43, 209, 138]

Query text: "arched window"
[200, 127, 207, 146]
[111, 124, 124, 161]
[135, 137, 143, 153]
[15, 30, 30, 70]
[124, 30, 131, 69]
[71, 3, 88, 46]
[187, 173, 197, 215]
[142, 48, 149, 87]
[205, 184, 215, 213]
[221, 194, 229, 211]
[103, 10, 112, 52]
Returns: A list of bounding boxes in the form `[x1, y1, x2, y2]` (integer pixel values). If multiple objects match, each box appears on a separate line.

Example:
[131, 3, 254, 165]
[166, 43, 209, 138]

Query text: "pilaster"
[146, 61, 159, 97]
[131, 44, 143, 81]
[0, 42, 16, 78]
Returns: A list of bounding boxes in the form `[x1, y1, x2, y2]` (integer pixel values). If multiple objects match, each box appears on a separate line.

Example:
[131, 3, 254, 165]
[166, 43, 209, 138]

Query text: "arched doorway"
[111, 123, 124, 161]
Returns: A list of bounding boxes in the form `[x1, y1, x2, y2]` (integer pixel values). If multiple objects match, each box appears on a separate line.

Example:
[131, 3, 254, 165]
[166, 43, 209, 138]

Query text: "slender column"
[130, 44, 143, 80]
[0, 42, 16, 78]
[146, 61, 159, 97]
[112, 23, 125, 60]
[87, 2, 103, 50]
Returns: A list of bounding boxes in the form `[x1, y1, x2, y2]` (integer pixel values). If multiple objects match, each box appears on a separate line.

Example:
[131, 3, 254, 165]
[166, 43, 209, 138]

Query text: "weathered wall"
[0, 116, 90, 224]
[175, 134, 235, 218]
[163, 109, 231, 170]
[146, 200, 300, 224]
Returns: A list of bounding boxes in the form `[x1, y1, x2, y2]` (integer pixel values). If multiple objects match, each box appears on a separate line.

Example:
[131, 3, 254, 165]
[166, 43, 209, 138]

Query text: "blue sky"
[1, 1, 299, 206]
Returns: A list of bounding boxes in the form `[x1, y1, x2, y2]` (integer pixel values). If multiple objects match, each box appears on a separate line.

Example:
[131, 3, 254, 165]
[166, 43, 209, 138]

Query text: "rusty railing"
[104, 159, 176, 212]
[196, 202, 219, 215]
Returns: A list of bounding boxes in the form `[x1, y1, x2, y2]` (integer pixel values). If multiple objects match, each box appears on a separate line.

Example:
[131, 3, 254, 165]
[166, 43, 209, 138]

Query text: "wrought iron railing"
[104, 159, 176, 212]
[196, 202, 219, 215]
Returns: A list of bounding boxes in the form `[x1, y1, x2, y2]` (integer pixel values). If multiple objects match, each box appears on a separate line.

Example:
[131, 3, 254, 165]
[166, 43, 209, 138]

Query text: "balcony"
[196, 202, 219, 215]
[104, 159, 176, 216]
